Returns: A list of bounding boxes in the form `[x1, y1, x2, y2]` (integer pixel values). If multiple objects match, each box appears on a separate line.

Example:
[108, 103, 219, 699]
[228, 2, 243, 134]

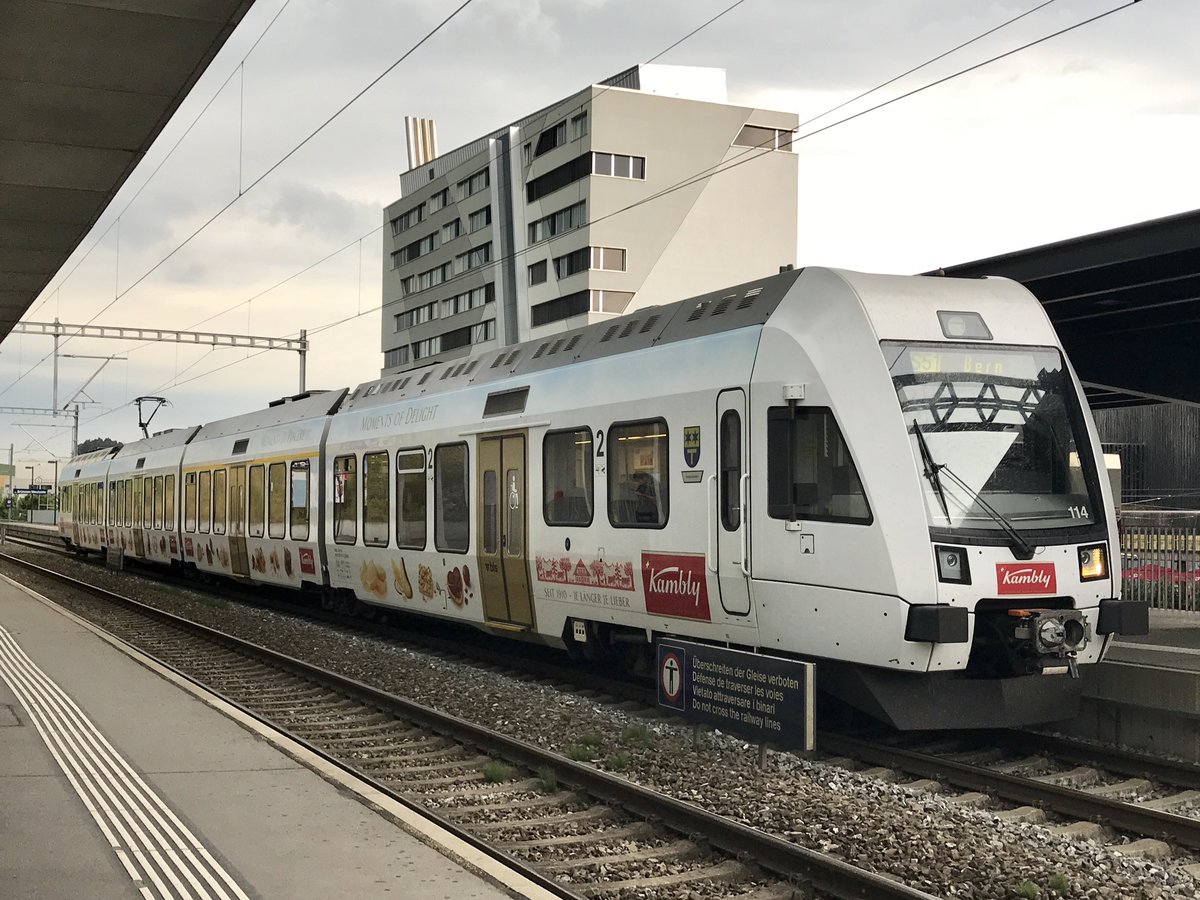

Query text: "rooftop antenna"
[135, 396, 170, 439]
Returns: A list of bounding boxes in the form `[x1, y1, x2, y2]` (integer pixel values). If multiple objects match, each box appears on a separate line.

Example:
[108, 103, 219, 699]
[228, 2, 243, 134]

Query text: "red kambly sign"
[996, 562, 1056, 595]
[641, 552, 711, 621]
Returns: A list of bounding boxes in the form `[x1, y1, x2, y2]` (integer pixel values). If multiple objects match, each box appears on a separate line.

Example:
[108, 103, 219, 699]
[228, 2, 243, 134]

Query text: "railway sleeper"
[418, 776, 543, 799]
[500, 822, 654, 851]
[575, 858, 747, 896]
[1083, 777, 1153, 799]
[1107, 838, 1172, 861]
[469, 805, 619, 834]
[1135, 789, 1200, 812]
[402, 770, 490, 789]
[537, 838, 697, 873]
[1049, 821, 1110, 841]
[1032, 765, 1100, 788]
[996, 806, 1047, 824]
[438, 791, 585, 818]
[374, 753, 492, 775]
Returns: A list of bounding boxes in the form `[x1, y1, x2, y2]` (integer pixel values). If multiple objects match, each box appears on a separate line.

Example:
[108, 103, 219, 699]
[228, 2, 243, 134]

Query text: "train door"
[228, 465, 250, 577]
[715, 390, 751, 615]
[477, 433, 535, 629]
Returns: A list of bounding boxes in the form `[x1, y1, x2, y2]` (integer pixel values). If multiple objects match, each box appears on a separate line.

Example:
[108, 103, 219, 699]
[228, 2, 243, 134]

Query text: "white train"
[58, 267, 1147, 729]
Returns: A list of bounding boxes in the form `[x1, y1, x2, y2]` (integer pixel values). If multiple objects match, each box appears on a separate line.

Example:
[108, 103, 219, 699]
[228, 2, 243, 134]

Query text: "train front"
[871, 276, 1146, 727]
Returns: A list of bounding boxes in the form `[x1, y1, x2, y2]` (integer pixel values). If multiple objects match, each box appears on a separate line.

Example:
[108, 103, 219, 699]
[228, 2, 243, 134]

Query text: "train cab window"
[435, 443, 469, 553]
[395, 449, 426, 550]
[333, 456, 357, 544]
[165, 475, 176, 530]
[766, 406, 871, 524]
[290, 461, 310, 542]
[720, 411, 741, 531]
[212, 469, 227, 535]
[607, 419, 669, 528]
[363, 452, 389, 547]
[268, 463, 286, 539]
[198, 470, 211, 534]
[248, 465, 265, 537]
[185, 474, 197, 532]
[543, 428, 594, 526]
[153, 475, 164, 529]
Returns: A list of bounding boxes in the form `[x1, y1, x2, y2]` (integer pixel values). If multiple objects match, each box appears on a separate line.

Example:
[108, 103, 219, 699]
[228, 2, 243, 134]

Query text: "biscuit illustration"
[392, 558, 413, 600]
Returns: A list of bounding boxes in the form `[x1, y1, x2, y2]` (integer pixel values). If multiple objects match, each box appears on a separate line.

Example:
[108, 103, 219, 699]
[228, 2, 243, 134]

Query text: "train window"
[248, 465, 265, 537]
[198, 470, 211, 534]
[766, 406, 871, 524]
[268, 463, 286, 539]
[154, 475, 164, 529]
[212, 469, 227, 535]
[124, 480, 133, 526]
[607, 419, 669, 529]
[435, 443, 469, 553]
[116, 479, 126, 526]
[395, 450, 426, 550]
[482, 470, 498, 554]
[143, 478, 153, 529]
[333, 456, 357, 545]
[133, 476, 143, 527]
[109, 482, 117, 525]
[290, 461, 310, 541]
[543, 428, 594, 526]
[185, 473, 197, 532]
[165, 475, 176, 531]
[720, 411, 741, 531]
[362, 452, 389, 547]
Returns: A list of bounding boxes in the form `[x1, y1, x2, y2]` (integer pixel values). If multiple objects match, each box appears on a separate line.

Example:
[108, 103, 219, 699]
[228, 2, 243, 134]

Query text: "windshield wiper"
[911, 419, 1034, 559]
[912, 419, 950, 521]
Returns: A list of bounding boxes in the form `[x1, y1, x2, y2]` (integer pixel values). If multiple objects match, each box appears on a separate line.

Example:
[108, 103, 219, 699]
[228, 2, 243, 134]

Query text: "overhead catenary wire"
[74, 0, 1147, 429]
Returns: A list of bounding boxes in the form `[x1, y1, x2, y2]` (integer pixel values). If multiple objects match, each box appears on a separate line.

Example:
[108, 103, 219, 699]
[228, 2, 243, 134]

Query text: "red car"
[1122, 561, 1200, 583]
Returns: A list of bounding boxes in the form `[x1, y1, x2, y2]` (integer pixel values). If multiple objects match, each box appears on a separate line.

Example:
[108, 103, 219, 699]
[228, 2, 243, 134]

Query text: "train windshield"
[883, 342, 1104, 534]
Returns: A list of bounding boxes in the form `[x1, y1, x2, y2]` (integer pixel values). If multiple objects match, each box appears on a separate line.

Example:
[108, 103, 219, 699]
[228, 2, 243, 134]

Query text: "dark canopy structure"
[1, 0, 256, 341]
[938, 209, 1200, 408]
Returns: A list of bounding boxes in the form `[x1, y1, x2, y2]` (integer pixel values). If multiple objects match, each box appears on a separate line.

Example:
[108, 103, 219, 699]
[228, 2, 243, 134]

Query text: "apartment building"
[381, 64, 798, 373]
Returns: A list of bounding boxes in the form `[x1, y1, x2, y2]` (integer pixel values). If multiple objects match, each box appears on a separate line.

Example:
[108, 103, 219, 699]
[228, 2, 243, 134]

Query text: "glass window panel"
[506, 467, 522, 556]
[720, 410, 741, 531]
[435, 443, 469, 553]
[613, 154, 631, 178]
[153, 475, 164, 529]
[269, 462, 286, 539]
[766, 407, 870, 524]
[607, 420, 669, 528]
[363, 452, 389, 547]
[198, 471, 211, 534]
[333, 456, 357, 544]
[143, 478, 153, 527]
[290, 461, 310, 541]
[185, 474, 196, 532]
[396, 449, 426, 550]
[165, 475, 176, 531]
[482, 469, 498, 554]
[212, 469, 227, 535]
[543, 428, 593, 526]
[248, 465, 265, 537]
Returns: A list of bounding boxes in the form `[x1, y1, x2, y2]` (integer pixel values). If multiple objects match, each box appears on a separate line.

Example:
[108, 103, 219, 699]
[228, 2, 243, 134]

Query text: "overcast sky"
[6, 0, 1199, 480]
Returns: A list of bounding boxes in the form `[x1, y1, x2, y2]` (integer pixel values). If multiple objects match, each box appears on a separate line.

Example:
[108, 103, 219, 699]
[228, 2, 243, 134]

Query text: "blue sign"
[683, 426, 701, 468]
[13, 487, 49, 495]
[657, 640, 815, 750]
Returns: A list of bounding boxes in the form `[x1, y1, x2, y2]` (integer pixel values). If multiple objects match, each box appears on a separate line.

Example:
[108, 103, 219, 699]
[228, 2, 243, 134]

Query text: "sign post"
[656, 640, 816, 752]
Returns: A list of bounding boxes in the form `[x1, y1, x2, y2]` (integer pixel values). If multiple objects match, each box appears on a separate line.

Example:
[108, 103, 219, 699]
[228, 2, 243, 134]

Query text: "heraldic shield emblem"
[683, 426, 701, 468]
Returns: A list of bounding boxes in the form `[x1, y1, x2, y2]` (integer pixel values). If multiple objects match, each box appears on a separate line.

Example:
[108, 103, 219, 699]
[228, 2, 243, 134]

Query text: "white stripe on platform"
[1112, 640, 1200, 657]
[0, 626, 250, 900]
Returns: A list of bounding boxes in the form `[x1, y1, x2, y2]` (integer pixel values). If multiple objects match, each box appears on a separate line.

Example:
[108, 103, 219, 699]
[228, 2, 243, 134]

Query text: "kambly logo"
[641, 552, 711, 621]
[996, 562, 1056, 595]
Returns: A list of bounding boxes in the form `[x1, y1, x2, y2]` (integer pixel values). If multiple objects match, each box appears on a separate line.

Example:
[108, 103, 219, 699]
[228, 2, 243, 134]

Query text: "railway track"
[0, 552, 935, 900]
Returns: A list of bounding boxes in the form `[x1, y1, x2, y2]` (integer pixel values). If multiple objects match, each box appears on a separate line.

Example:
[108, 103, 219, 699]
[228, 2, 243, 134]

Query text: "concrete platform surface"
[1108, 608, 1200, 671]
[0, 574, 550, 900]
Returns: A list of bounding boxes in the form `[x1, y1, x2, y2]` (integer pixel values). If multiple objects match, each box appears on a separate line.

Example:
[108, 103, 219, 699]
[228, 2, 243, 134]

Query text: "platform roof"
[0, 0, 256, 341]
[939, 209, 1200, 409]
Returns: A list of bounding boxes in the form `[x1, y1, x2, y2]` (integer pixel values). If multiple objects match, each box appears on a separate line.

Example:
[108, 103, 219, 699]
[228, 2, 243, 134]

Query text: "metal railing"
[1120, 512, 1200, 612]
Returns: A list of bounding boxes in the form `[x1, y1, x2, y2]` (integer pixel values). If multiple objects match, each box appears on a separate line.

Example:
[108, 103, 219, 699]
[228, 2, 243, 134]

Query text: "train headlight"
[935, 545, 971, 584]
[1079, 544, 1107, 581]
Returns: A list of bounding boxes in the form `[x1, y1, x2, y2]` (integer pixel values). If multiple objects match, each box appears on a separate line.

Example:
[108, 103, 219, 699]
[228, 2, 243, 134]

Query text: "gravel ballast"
[7, 547, 1198, 900]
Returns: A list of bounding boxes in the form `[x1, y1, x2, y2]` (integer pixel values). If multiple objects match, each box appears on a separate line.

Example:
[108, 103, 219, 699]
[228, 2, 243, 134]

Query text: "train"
[57, 266, 1148, 730]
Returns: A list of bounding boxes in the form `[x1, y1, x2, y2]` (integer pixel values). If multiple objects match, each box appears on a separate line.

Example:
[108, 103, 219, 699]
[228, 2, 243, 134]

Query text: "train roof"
[64, 444, 120, 477]
[342, 268, 806, 412]
[109, 426, 201, 458]
[188, 389, 348, 442]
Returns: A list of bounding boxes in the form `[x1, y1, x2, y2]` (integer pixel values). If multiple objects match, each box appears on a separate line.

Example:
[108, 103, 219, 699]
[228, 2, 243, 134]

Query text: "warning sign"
[655, 639, 815, 750]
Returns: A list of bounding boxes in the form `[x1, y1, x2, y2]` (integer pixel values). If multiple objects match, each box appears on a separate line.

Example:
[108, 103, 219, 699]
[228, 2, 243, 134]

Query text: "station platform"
[1107, 608, 1200, 671]
[0, 573, 551, 900]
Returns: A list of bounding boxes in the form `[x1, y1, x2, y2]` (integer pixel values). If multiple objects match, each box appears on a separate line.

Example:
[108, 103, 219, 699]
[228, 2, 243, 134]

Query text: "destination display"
[657, 640, 815, 750]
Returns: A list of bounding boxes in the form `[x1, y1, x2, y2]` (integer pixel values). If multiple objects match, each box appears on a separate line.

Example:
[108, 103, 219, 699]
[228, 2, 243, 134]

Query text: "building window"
[608, 419, 669, 528]
[441, 282, 495, 318]
[391, 204, 424, 234]
[456, 242, 491, 274]
[766, 406, 870, 523]
[528, 200, 586, 244]
[435, 443, 469, 553]
[396, 449, 426, 550]
[413, 261, 452, 292]
[333, 455, 357, 544]
[291, 460, 310, 541]
[553, 247, 589, 280]
[440, 325, 473, 352]
[571, 112, 588, 140]
[528, 260, 547, 285]
[592, 246, 626, 271]
[544, 428, 593, 526]
[531, 290, 590, 327]
[398, 300, 439, 330]
[592, 152, 645, 179]
[472, 320, 495, 343]
[523, 142, 532, 165]
[590, 290, 634, 314]
[468, 205, 491, 233]
[526, 152, 591, 202]
[427, 187, 451, 212]
[534, 120, 567, 158]
[384, 346, 410, 369]
[363, 451, 389, 548]
[733, 124, 794, 151]
[442, 219, 462, 243]
[392, 230, 440, 268]
[457, 167, 489, 200]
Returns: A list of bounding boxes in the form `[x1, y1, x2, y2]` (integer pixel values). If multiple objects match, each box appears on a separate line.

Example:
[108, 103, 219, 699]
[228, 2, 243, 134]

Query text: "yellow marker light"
[1079, 545, 1107, 580]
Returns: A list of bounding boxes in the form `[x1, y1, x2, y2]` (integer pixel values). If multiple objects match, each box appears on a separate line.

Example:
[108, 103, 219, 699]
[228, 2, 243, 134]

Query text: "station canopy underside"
[0, 0, 255, 341]
[939, 209, 1200, 409]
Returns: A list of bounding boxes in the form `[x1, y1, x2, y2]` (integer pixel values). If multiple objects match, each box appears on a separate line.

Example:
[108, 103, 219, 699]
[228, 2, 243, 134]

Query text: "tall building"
[380, 64, 798, 373]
